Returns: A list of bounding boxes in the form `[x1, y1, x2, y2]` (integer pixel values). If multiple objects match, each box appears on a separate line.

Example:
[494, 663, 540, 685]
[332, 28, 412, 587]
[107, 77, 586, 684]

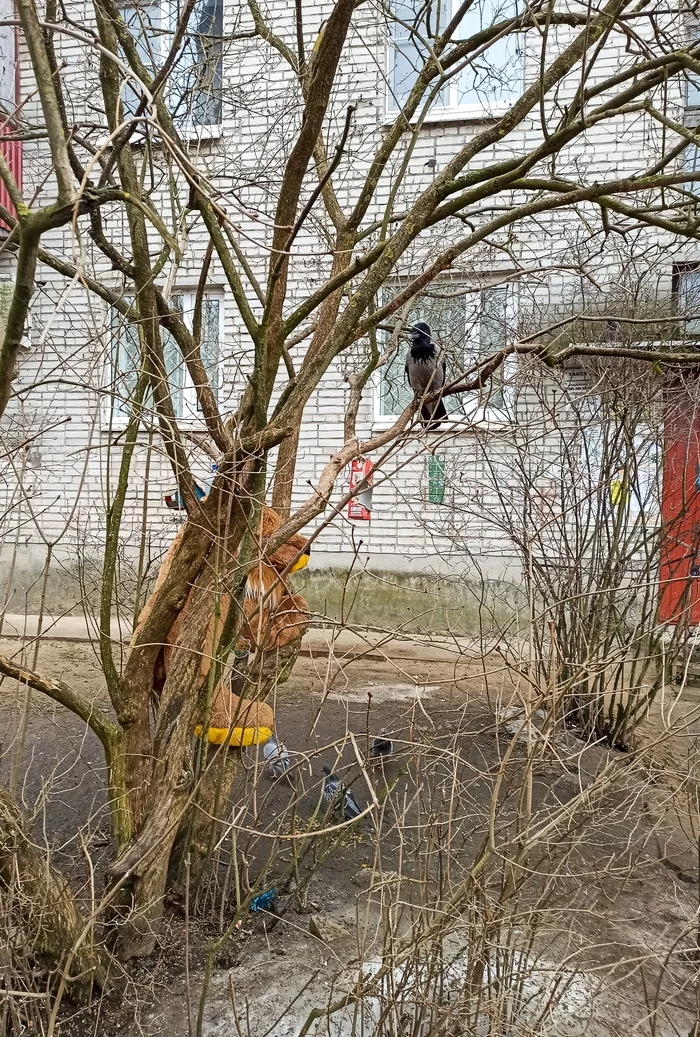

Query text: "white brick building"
[0, 0, 695, 600]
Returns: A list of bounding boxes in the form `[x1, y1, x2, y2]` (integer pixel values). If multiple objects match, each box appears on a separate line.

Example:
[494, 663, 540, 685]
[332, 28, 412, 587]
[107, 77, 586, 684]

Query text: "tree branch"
[0, 651, 119, 750]
[16, 0, 74, 202]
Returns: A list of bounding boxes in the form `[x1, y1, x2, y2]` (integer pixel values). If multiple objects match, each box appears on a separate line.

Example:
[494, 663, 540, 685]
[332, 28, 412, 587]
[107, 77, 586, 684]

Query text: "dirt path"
[1, 639, 700, 1036]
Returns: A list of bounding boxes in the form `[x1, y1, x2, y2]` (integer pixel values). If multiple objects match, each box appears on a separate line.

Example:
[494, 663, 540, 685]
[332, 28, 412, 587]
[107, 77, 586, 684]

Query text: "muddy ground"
[2, 637, 700, 1036]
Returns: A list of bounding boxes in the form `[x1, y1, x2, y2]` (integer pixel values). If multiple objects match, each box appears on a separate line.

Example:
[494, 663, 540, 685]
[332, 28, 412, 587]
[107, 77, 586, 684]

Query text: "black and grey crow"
[368, 736, 394, 768]
[405, 321, 448, 430]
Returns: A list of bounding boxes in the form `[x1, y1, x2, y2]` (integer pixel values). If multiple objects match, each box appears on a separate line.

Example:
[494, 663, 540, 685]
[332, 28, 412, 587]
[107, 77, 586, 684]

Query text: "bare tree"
[2, 0, 700, 983]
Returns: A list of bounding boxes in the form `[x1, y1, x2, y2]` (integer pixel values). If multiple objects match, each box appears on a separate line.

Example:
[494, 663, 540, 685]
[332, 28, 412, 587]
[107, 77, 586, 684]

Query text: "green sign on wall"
[427, 455, 446, 504]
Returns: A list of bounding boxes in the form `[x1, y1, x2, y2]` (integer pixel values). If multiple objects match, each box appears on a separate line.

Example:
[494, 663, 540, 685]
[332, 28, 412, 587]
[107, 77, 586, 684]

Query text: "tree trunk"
[119, 704, 154, 837]
[271, 426, 301, 519]
[0, 784, 105, 995]
[110, 562, 235, 958]
[270, 232, 355, 516]
[168, 745, 241, 894]
[168, 640, 302, 899]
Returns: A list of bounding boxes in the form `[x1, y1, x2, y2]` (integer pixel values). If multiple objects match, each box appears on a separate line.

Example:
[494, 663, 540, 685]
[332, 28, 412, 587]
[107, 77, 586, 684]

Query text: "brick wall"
[0, 0, 684, 584]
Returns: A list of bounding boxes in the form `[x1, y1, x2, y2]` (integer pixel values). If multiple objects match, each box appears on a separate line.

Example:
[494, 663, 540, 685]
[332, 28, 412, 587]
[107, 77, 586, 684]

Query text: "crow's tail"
[421, 397, 448, 431]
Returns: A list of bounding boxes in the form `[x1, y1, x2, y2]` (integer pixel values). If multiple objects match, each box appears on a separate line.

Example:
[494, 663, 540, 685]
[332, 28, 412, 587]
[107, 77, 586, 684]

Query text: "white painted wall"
[0, 0, 688, 582]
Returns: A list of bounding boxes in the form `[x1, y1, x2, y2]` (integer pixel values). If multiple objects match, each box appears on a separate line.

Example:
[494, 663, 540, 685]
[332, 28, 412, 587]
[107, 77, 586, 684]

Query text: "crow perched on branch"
[405, 321, 448, 430]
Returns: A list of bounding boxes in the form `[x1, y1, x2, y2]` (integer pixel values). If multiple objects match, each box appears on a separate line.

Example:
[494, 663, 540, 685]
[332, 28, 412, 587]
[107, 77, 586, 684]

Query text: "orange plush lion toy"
[132, 505, 311, 746]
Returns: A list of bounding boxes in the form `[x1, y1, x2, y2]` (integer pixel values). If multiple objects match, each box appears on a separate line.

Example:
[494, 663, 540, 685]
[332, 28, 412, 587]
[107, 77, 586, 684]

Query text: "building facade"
[0, 0, 694, 611]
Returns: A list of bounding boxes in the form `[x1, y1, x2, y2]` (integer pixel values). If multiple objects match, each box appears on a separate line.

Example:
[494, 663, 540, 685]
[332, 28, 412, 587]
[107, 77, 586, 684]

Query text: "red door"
[0, 137, 22, 218]
[659, 377, 700, 624]
[0, 21, 21, 223]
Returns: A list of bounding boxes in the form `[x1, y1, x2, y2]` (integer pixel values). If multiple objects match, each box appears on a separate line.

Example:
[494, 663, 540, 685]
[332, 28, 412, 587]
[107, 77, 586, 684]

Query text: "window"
[387, 0, 524, 115]
[682, 142, 700, 198]
[0, 5, 15, 111]
[674, 265, 700, 337]
[121, 0, 222, 129]
[583, 425, 660, 524]
[686, 18, 700, 110]
[681, 19, 700, 201]
[111, 292, 222, 418]
[378, 282, 515, 420]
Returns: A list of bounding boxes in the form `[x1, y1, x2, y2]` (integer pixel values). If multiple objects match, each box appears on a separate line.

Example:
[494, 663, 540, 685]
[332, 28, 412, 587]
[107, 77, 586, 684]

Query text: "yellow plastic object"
[610, 480, 628, 506]
[195, 688, 274, 748]
[195, 723, 273, 747]
[289, 553, 310, 573]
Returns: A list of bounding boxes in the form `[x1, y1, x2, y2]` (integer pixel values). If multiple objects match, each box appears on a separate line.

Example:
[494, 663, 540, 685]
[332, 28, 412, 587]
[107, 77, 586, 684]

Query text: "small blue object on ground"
[250, 888, 277, 913]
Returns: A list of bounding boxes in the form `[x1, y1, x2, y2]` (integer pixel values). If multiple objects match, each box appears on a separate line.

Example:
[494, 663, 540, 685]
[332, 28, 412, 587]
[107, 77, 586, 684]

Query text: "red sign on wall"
[347, 457, 374, 521]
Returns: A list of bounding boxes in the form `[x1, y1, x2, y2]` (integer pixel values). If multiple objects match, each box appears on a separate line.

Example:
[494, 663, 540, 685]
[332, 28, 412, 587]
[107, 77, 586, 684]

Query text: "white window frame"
[120, 0, 223, 136]
[166, 291, 224, 419]
[686, 18, 700, 110]
[372, 278, 517, 430]
[107, 289, 224, 425]
[385, 0, 525, 122]
[582, 423, 660, 526]
[674, 264, 700, 337]
[681, 141, 700, 199]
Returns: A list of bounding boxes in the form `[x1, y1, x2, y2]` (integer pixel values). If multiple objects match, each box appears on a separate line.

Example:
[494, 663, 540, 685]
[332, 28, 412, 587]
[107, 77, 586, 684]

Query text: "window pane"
[421, 289, 470, 414]
[476, 286, 509, 408]
[381, 346, 415, 417]
[455, 0, 523, 105]
[0, 0, 15, 110]
[457, 34, 523, 105]
[111, 308, 140, 415]
[688, 20, 700, 107]
[392, 0, 447, 40]
[197, 297, 220, 409]
[391, 41, 422, 107]
[684, 143, 700, 198]
[678, 269, 700, 336]
[388, 0, 449, 110]
[479, 285, 508, 351]
[163, 295, 184, 418]
[169, 0, 223, 126]
[121, 2, 163, 118]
